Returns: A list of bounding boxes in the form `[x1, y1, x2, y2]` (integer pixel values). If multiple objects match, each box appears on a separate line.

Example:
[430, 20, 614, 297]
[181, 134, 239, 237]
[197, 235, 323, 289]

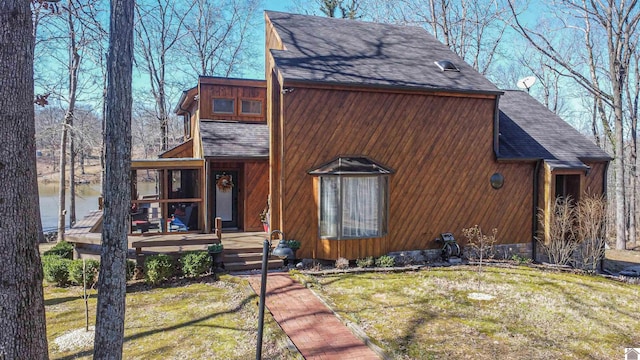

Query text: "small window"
[555, 174, 580, 202]
[183, 114, 191, 139]
[310, 157, 393, 240]
[241, 100, 262, 115]
[213, 98, 234, 114]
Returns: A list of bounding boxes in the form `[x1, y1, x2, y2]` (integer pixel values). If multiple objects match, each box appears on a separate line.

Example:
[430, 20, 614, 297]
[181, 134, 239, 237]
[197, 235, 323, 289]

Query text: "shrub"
[207, 243, 223, 253]
[335, 257, 349, 269]
[574, 194, 607, 272]
[375, 255, 395, 267]
[356, 256, 375, 268]
[42, 255, 71, 286]
[511, 254, 532, 265]
[68, 259, 100, 287]
[43, 241, 74, 259]
[537, 197, 577, 266]
[126, 260, 136, 281]
[144, 254, 175, 285]
[180, 251, 212, 277]
[287, 239, 301, 250]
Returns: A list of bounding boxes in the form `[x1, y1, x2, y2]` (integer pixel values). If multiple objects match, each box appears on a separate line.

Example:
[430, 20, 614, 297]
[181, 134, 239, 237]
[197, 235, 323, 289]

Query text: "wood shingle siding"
[273, 87, 534, 260]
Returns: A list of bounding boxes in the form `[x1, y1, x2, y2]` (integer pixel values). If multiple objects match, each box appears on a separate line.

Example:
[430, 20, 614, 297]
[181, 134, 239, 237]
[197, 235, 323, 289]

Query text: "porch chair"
[169, 205, 193, 232]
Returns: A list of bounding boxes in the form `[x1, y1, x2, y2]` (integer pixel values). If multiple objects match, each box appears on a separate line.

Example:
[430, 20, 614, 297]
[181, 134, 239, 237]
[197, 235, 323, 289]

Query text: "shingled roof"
[498, 90, 611, 169]
[200, 121, 268, 159]
[266, 11, 501, 95]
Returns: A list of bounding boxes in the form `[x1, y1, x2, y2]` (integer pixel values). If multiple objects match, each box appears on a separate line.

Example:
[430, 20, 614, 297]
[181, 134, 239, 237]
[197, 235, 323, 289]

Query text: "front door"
[214, 171, 238, 229]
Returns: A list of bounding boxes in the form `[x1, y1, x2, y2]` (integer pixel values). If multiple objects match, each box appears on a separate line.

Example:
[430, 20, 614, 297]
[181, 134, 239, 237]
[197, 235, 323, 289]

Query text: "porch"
[67, 210, 284, 271]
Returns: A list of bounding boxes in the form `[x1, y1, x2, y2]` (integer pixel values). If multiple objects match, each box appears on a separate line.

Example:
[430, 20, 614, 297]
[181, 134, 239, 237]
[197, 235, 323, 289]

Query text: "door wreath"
[216, 175, 234, 192]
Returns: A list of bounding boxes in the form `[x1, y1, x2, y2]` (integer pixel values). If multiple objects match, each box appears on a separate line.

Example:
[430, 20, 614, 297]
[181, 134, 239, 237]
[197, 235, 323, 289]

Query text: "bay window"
[310, 157, 392, 240]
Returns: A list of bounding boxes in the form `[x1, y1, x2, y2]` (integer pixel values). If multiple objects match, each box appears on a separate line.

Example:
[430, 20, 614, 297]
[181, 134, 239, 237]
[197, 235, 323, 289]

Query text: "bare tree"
[179, 0, 261, 80]
[625, 51, 640, 248]
[0, 0, 49, 358]
[134, 0, 191, 151]
[93, 0, 134, 357]
[291, 0, 361, 18]
[366, 0, 511, 75]
[508, 0, 640, 250]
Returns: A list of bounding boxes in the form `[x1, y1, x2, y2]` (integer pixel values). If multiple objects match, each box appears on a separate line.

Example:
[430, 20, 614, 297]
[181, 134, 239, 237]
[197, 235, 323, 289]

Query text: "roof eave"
[281, 78, 504, 97]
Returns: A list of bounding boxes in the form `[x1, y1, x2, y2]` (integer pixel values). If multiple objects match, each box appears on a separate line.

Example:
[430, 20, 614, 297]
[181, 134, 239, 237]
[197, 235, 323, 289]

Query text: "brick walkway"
[248, 273, 380, 360]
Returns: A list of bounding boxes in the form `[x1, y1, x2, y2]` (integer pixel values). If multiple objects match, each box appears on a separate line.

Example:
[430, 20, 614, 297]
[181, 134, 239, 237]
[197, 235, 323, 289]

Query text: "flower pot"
[208, 250, 224, 272]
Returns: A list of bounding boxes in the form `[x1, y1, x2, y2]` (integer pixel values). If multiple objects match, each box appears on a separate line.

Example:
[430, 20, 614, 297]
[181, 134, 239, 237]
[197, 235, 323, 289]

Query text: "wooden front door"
[214, 171, 238, 229]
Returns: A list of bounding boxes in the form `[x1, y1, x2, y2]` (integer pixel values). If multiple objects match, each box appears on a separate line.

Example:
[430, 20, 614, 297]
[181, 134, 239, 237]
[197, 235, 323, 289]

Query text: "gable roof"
[200, 121, 268, 159]
[265, 11, 501, 95]
[498, 90, 611, 169]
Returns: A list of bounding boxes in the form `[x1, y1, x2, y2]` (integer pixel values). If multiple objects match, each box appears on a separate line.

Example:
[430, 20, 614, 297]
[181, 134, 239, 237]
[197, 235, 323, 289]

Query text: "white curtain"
[342, 176, 379, 238]
[320, 177, 339, 238]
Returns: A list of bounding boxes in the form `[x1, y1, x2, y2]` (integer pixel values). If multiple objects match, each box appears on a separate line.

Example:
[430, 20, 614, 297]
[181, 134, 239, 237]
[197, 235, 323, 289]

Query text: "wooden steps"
[222, 248, 285, 271]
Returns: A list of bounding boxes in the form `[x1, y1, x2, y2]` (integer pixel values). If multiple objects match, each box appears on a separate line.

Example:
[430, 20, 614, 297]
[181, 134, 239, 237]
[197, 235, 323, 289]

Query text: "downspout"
[532, 159, 543, 262]
[493, 95, 501, 157]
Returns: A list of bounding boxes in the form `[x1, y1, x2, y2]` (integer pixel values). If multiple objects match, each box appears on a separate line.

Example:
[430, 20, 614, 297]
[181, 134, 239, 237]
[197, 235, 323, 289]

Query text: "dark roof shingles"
[499, 90, 611, 168]
[200, 121, 268, 158]
[266, 11, 500, 94]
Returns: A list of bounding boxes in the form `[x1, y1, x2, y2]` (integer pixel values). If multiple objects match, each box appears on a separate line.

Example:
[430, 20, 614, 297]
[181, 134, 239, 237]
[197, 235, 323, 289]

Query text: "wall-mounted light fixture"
[281, 87, 294, 94]
[490, 173, 504, 189]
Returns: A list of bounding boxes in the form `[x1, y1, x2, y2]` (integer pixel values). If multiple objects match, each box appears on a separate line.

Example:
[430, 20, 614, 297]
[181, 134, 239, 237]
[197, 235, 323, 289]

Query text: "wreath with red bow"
[216, 175, 234, 192]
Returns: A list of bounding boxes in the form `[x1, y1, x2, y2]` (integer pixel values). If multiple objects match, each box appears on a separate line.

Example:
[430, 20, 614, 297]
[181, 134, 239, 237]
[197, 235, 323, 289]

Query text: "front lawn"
[45, 276, 299, 359]
[299, 265, 640, 359]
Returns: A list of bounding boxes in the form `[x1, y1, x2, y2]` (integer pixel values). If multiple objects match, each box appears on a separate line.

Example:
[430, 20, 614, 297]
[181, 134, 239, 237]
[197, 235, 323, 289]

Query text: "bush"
[42, 255, 71, 286]
[126, 260, 137, 281]
[144, 254, 175, 285]
[356, 256, 374, 268]
[68, 259, 100, 287]
[287, 239, 301, 250]
[511, 254, 532, 265]
[207, 243, 223, 253]
[375, 255, 395, 267]
[43, 241, 74, 259]
[335, 257, 349, 269]
[180, 251, 212, 277]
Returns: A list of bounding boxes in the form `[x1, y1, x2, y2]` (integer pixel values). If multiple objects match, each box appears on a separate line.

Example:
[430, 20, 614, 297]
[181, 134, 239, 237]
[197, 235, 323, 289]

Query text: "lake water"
[39, 182, 103, 232]
[39, 181, 162, 232]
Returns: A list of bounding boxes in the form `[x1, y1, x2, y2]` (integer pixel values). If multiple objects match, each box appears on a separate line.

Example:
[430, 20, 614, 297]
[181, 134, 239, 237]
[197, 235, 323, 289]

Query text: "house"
[130, 11, 610, 262]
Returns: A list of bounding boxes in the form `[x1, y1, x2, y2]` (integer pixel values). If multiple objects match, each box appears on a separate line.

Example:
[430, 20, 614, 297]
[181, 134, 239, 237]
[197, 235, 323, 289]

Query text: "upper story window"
[183, 114, 191, 139]
[309, 157, 393, 240]
[241, 99, 262, 115]
[213, 98, 235, 114]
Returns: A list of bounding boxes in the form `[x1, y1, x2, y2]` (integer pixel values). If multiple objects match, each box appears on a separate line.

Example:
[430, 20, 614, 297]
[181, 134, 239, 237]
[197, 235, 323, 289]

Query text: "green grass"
[45, 275, 300, 359]
[295, 265, 640, 359]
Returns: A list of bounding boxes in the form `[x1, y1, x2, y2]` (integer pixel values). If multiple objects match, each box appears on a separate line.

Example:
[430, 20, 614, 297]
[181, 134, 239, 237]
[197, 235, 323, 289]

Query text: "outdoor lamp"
[256, 230, 293, 360]
[271, 239, 294, 259]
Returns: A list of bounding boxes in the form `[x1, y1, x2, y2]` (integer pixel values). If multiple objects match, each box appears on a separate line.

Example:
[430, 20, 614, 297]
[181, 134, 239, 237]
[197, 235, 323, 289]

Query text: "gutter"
[280, 78, 504, 98]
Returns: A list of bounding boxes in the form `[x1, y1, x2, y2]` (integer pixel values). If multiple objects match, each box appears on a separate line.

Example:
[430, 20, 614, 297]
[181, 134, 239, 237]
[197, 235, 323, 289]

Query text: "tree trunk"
[0, 0, 49, 358]
[93, 0, 135, 358]
[70, 124, 76, 227]
[57, 117, 68, 241]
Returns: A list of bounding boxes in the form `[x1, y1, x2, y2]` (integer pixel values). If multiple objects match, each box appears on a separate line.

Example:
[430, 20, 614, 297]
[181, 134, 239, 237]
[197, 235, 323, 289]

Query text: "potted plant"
[259, 207, 269, 233]
[207, 243, 224, 271]
[286, 239, 301, 261]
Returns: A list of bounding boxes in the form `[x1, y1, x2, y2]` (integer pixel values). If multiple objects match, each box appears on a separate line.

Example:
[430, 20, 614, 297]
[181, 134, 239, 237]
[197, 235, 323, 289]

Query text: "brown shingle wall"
[279, 87, 534, 260]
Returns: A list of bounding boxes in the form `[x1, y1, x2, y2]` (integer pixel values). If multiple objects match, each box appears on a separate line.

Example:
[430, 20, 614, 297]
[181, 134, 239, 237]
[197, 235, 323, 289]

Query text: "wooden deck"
[67, 210, 282, 271]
